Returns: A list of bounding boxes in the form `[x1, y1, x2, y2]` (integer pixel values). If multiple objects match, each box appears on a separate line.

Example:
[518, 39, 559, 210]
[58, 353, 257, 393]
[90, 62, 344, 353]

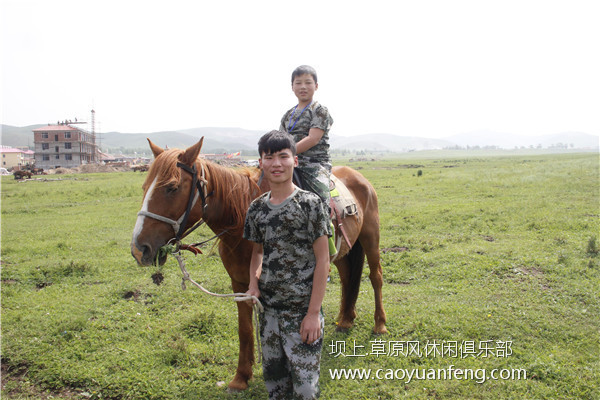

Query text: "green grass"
[2, 152, 599, 399]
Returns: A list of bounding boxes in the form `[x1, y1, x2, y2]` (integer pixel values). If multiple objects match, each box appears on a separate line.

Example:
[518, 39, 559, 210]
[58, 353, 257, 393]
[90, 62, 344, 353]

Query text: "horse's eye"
[166, 185, 178, 194]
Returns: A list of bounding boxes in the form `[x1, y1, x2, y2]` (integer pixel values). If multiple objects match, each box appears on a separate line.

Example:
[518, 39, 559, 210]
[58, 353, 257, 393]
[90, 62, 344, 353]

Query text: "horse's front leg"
[227, 280, 254, 392]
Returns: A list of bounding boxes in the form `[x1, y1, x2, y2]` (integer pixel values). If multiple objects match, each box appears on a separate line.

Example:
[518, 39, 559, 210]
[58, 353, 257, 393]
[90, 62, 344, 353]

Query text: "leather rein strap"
[174, 162, 213, 241]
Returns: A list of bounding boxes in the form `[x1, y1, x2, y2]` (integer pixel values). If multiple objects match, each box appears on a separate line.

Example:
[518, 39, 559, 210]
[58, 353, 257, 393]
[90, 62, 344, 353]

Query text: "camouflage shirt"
[243, 188, 330, 311]
[280, 101, 333, 168]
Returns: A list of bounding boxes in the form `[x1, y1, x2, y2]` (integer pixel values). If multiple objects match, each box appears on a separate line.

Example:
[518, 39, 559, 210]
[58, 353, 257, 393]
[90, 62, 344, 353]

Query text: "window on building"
[64, 132, 71, 139]
[55, 135, 59, 141]
[55, 155, 60, 160]
[65, 143, 72, 149]
[65, 154, 72, 161]
[55, 146, 60, 152]
[42, 143, 49, 150]
[43, 155, 50, 161]
[42, 133, 48, 139]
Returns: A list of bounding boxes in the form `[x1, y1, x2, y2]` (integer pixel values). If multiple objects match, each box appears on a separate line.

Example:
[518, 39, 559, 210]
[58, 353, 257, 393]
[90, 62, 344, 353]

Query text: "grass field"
[1, 151, 599, 399]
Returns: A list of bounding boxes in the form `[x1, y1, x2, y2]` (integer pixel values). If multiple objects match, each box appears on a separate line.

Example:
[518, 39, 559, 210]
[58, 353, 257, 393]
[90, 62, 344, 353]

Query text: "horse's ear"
[180, 137, 204, 166]
[148, 139, 164, 158]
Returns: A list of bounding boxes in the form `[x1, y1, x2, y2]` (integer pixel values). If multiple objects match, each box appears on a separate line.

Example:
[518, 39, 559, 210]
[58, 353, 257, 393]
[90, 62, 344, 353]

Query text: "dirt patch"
[122, 289, 142, 301]
[53, 167, 76, 174]
[122, 289, 153, 303]
[387, 279, 411, 285]
[397, 164, 424, 169]
[1, 362, 83, 399]
[509, 266, 550, 290]
[78, 164, 127, 173]
[35, 282, 53, 290]
[151, 271, 165, 285]
[47, 164, 132, 175]
[382, 247, 409, 253]
[519, 266, 544, 277]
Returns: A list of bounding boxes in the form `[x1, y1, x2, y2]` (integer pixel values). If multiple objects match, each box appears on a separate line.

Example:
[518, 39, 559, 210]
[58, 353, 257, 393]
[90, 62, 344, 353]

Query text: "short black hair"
[258, 130, 297, 157]
[291, 65, 318, 84]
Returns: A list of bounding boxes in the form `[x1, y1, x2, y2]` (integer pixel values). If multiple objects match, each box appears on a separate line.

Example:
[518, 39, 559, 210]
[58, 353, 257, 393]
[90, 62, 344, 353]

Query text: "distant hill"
[0, 125, 264, 154]
[330, 133, 454, 151]
[2, 124, 598, 153]
[1, 124, 45, 147]
[177, 127, 265, 148]
[100, 127, 265, 154]
[445, 129, 599, 149]
[535, 132, 599, 149]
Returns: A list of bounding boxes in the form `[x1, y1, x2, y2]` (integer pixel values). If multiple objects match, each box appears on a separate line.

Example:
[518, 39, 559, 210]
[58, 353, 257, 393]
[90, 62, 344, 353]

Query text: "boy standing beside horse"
[244, 130, 330, 399]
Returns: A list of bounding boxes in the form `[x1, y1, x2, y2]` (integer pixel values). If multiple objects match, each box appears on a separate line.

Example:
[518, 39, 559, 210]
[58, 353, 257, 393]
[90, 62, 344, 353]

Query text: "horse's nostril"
[131, 240, 155, 265]
[141, 244, 154, 259]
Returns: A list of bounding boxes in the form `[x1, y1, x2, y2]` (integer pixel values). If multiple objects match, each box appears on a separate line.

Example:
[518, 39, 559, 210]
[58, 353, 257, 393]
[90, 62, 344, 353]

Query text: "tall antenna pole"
[91, 109, 96, 136]
[91, 109, 99, 163]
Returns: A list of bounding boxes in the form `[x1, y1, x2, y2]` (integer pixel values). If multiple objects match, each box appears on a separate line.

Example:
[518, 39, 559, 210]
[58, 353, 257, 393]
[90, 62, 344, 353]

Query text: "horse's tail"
[345, 239, 365, 313]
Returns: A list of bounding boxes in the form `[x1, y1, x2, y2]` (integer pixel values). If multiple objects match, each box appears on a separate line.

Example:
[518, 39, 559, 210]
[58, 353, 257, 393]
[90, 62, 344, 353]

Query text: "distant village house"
[200, 152, 242, 161]
[0, 146, 35, 170]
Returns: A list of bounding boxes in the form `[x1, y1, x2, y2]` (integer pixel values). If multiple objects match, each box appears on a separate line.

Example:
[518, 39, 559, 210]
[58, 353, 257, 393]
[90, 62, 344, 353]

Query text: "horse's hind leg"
[333, 256, 358, 331]
[359, 231, 388, 334]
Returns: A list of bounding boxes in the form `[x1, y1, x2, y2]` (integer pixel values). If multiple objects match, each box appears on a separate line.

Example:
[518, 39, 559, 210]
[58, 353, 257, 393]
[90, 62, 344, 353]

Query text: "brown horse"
[131, 138, 387, 391]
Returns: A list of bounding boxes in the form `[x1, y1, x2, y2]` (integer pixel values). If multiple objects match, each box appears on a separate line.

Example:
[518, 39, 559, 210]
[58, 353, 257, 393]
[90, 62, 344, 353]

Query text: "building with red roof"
[33, 123, 98, 169]
[0, 146, 35, 169]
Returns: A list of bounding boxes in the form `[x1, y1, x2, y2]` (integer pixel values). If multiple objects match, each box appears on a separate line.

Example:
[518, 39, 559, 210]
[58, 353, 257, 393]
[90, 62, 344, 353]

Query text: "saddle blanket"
[330, 175, 358, 219]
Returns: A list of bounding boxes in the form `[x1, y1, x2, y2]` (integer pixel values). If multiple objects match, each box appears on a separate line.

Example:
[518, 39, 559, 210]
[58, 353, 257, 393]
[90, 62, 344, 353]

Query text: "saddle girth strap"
[331, 197, 353, 249]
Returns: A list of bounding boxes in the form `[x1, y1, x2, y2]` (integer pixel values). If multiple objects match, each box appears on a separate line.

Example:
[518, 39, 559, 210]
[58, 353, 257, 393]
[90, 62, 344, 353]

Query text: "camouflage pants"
[259, 307, 324, 400]
[296, 162, 331, 216]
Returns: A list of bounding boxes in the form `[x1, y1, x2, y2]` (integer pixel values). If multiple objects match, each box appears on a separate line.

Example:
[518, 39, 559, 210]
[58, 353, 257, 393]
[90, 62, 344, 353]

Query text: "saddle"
[329, 175, 358, 253]
[293, 170, 358, 252]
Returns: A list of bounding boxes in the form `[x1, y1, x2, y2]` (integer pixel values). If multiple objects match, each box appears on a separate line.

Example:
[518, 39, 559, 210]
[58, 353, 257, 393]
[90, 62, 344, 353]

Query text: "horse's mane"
[143, 149, 261, 233]
[201, 160, 261, 233]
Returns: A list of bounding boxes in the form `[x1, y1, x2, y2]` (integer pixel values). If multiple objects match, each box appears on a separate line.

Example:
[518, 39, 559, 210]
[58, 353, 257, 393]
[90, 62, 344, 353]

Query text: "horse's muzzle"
[131, 241, 146, 265]
[131, 241, 167, 266]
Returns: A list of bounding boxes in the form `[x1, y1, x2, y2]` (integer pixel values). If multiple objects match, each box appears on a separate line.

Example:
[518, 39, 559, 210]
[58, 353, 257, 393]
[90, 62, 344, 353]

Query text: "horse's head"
[131, 138, 207, 266]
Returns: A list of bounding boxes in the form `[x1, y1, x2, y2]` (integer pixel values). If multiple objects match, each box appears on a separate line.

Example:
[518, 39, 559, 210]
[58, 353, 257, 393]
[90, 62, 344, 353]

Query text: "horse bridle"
[137, 161, 213, 242]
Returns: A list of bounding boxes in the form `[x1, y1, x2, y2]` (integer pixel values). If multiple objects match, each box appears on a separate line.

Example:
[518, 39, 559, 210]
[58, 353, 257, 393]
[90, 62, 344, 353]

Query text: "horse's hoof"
[226, 386, 244, 394]
[335, 321, 353, 333]
[373, 326, 388, 335]
[227, 375, 249, 392]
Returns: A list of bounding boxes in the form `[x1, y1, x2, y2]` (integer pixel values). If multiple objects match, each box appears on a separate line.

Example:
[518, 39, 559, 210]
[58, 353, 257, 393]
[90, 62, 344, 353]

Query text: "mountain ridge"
[2, 124, 598, 153]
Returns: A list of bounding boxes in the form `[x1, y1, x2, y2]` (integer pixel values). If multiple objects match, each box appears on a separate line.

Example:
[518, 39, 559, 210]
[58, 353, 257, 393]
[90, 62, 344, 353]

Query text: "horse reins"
[138, 160, 264, 362]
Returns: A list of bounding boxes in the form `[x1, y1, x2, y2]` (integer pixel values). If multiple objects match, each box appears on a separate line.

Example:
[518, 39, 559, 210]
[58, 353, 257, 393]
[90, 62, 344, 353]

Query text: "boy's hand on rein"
[246, 285, 261, 304]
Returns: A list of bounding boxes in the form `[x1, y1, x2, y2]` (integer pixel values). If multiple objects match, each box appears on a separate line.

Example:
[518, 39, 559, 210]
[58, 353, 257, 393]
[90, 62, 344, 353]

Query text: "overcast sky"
[2, 0, 599, 138]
